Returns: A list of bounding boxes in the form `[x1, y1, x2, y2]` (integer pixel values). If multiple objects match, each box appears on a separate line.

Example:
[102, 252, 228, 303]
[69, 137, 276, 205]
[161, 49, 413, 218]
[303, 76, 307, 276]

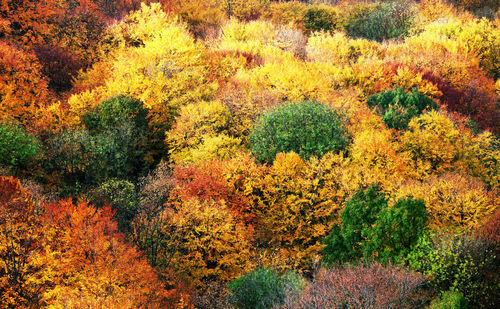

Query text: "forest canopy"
[0, 0, 499, 308]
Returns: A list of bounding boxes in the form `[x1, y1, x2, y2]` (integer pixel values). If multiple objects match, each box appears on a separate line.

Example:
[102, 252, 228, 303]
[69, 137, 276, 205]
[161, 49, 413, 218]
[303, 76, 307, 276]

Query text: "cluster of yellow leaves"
[416, 17, 499, 78]
[235, 58, 339, 103]
[401, 111, 500, 185]
[395, 173, 498, 232]
[218, 152, 350, 270]
[306, 31, 382, 65]
[402, 111, 461, 175]
[166, 101, 242, 164]
[348, 127, 413, 195]
[162, 198, 253, 288]
[350, 62, 442, 98]
[217, 19, 303, 61]
[416, 0, 459, 24]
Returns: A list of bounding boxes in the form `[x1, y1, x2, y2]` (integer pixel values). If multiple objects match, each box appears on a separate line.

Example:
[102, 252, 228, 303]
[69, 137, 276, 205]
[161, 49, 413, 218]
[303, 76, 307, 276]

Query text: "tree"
[407, 233, 499, 307]
[45, 123, 142, 195]
[83, 95, 149, 135]
[296, 264, 428, 308]
[103, 2, 215, 162]
[0, 41, 52, 127]
[345, 1, 415, 42]
[0, 176, 48, 308]
[364, 197, 427, 263]
[367, 87, 439, 130]
[139, 198, 253, 288]
[1, 176, 181, 308]
[228, 267, 303, 309]
[87, 179, 139, 233]
[323, 185, 386, 264]
[0, 122, 41, 174]
[41, 199, 177, 307]
[323, 186, 426, 264]
[249, 101, 348, 163]
[395, 173, 497, 232]
[166, 101, 241, 165]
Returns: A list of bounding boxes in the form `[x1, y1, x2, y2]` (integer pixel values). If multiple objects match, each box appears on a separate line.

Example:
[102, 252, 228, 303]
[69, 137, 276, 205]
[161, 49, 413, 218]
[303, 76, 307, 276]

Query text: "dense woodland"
[0, 0, 499, 308]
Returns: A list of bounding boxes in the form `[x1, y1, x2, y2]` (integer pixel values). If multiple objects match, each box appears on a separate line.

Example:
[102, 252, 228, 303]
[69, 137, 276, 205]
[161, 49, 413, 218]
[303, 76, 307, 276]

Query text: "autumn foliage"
[1, 0, 499, 307]
[0, 176, 182, 308]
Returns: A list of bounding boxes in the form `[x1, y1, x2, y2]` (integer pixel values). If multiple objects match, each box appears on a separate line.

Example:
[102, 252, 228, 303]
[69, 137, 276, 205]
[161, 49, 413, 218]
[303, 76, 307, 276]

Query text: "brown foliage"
[295, 264, 430, 309]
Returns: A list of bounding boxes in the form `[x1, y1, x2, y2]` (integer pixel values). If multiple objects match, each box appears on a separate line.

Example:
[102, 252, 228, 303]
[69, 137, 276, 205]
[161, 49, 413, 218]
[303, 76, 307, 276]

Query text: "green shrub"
[87, 179, 138, 232]
[83, 95, 149, 134]
[78, 94, 149, 181]
[46, 123, 142, 196]
[249, 101, 348, 163]
[0, 122, 41, 173]
[430, 290, 469, 309]
[345, 2, 415, 42]
[228, 267, 303, 309]
[367, 87, 439, 130]
[407, 233, 499, 308]
[323, 186, 426, 264]
[303, 6, 337, 34]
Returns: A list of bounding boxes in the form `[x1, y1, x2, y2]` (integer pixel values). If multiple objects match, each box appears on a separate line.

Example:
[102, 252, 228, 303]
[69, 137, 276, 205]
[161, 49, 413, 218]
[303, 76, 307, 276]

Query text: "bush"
[407, 233, 499, 308]
[82, 95, 149, 178]
[430, 290, 469, 309]
[323, 185, 426, 264]
[228, 267, 303, 309]
[0, 122, 41, 173]
[303, 6, 337, 34]
[87, 179, 139, 232]
[46, 123, 141, 196]
[296, 263, 428, 308]
[83, 95, 149, 134]
[345, 1, 415, 42]
[249, 101, 348, 163]
[367, 87, 439, 130]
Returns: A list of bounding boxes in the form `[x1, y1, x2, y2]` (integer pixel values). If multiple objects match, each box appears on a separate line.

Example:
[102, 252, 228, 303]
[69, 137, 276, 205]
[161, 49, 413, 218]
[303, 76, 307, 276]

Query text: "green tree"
[430, 291, 469, 309]
[0, 122, 41, 173]
[367, 87, 439, 130]
[46, 123, 140, 196]
[303, 6, 337, 34]
[323, 185, 386, 264]
[249, 101, 348, 163]
[323, 186, 427, 264]
[228, 267, 303, 309]
[345, 1, 415, 42]
[407, 233, 499, 308]
[363, 197, 427, 263]
[87, 179, 139, 232]
[83, 95, 149, 134]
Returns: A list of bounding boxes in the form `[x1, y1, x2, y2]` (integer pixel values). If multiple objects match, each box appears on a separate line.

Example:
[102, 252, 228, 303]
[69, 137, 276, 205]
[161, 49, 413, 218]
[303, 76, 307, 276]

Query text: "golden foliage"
[0, 41, 52, 127]
[167, 101, 241, 164]
[396, 173, 498, 232]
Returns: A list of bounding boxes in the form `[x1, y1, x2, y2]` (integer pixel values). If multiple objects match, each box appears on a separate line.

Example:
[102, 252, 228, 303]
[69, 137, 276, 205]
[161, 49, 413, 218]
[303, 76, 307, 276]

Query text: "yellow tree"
[220, 152, 349, 270]
[395, 173, 497, 232]
[166, 101, 241, 164]
[161, 198, 253, 288]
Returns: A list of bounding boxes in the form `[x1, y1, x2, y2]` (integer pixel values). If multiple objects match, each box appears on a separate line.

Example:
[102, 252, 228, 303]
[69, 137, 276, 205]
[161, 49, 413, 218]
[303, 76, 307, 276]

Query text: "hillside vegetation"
[0, 0, 499, 308]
